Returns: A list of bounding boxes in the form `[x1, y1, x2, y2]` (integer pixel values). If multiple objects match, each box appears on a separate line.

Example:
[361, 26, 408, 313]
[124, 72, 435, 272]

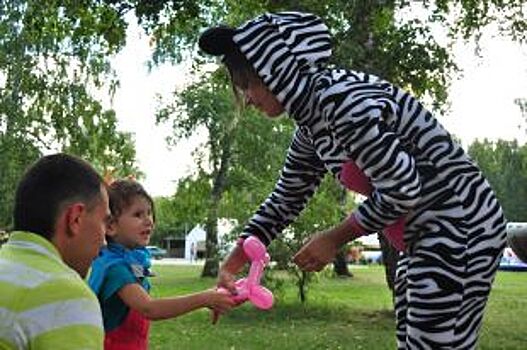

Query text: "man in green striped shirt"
[0, 154, 111, 349]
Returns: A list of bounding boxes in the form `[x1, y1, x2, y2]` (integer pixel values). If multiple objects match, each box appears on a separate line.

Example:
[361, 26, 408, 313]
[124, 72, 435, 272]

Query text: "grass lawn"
[148, 265, 527, 349]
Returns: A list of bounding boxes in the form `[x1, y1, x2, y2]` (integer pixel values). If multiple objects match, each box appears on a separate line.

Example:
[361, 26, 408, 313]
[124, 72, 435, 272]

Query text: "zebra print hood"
[232, 12, 332, 124]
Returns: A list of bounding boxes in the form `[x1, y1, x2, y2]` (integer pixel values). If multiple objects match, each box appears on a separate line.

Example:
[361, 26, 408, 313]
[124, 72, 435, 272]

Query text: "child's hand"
[205, 289, 236, 324]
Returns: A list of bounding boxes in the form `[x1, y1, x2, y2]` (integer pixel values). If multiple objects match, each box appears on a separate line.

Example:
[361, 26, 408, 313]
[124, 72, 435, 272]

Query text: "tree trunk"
[378, 233, 398, 299]
[334, 186, 353, 277]
[201, 129, 234, 278]
[200, 174, 224, 277]
[298, 270, 308, 303]
[333, 248, 353, 278]
[201, 209, 220, 277]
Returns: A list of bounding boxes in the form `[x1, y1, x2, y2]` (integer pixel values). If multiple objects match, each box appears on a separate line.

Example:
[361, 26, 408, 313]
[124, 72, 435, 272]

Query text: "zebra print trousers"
[394, 192, 506, 349]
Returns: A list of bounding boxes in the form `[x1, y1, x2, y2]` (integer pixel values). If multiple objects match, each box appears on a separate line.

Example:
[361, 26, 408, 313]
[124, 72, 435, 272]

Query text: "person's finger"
[211, 309, 220, 325]
[304, 259, 321, 271]
[313, 262, 326, 272]
[220, 303, 234, 313]
[223, 297, 236, 308]
[293, 255, 309, 268]
[218, 273, 238, 295]
[225, 282, 237, 295]
[293, 246, 312, 265]
[292, 253, 303, 266]
[294, 255, 314, 270]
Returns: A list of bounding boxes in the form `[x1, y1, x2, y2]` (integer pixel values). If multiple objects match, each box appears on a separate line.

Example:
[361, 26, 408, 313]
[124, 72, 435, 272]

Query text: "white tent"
[184, 225, 206, 261]
[184, 221, 236, 261]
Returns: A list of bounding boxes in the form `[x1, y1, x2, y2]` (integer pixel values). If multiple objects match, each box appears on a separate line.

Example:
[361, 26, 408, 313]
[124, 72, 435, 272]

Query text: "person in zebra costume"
[199, 12, 507, 350]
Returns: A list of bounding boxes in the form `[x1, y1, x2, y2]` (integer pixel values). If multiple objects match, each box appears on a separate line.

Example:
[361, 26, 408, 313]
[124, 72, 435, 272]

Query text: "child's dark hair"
[107, 179, 154, 220]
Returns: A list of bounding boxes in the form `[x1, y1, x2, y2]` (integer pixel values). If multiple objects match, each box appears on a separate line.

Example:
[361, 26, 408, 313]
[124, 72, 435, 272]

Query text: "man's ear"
[64, 203, 86, 237]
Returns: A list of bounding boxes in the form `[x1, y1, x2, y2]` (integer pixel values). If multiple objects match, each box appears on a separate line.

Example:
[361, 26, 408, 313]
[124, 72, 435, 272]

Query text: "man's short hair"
[13, 153, 104, 240]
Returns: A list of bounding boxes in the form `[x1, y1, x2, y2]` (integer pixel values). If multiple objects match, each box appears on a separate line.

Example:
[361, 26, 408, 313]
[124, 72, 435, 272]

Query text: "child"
[88, 179, 234, 350]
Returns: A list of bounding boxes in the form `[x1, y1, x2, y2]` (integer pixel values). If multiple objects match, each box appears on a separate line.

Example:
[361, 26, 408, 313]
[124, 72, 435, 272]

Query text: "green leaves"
[469, 139, 527, 222]
[0, 1, 141, 227]
[0, 135, 41, 229]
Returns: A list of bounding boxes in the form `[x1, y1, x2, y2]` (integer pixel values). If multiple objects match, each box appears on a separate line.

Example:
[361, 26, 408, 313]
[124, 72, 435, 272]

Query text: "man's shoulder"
[0, 263, 103, 350]
[1, 248, 97, 307]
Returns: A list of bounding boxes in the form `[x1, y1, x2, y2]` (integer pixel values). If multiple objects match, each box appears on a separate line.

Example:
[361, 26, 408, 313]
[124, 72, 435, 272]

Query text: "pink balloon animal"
[213, 236, 274, 323]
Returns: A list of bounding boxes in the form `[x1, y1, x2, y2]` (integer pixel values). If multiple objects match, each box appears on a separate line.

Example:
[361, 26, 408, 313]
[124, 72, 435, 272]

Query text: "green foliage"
[428, 0, 527, 42]
[0, 0, 142, 228]
[0, 135, 41, 228]
[263, 177, 356, 302]
[157, 69, 238, 168]
[0, 0, 140, 169]
[153, 174, 211, 241]
[468, 139, 527, 222]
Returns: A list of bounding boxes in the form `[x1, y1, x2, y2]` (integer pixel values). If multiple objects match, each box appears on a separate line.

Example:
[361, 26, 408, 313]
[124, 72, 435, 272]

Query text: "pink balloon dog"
[213, 236, 274, 323]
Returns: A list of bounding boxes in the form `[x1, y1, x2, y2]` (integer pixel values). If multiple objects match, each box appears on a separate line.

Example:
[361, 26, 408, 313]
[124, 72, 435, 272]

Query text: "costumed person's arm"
[335, 82, 421, 232]
[116, 284, 235, 321]
[219, 127, 327, 291]
[294, 81, 422, 271]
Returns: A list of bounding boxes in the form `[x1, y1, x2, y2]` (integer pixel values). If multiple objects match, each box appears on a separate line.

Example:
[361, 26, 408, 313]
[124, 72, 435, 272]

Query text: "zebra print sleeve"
[324, 84, 422, 232]
[241, 127, 327, 245]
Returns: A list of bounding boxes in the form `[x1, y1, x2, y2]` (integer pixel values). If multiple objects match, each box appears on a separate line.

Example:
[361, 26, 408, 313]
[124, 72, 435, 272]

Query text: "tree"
[0, 135, 41, 228]
[469, 139, 527, 222]
[157, 70, 242, 276]
[0, 1, 143, 228]
[284, 176, 356, 302]
[515, 98, 527, 134]
[154, 174, 211, 242]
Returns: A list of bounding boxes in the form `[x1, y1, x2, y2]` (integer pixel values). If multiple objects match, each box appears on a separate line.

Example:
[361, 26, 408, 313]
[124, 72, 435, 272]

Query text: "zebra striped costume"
[229, 12, 506, 349]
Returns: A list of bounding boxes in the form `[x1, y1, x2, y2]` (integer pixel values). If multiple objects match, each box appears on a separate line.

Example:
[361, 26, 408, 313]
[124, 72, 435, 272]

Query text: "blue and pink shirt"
[88, 243, 153, 350]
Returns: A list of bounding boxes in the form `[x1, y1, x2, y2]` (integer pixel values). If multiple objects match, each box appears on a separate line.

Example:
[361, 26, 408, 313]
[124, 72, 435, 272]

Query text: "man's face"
[70, 185, 111, 278]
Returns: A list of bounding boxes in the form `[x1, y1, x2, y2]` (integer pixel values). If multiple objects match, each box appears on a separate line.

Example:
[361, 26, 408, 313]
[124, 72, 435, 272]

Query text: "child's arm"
[117, 283, 235, 321]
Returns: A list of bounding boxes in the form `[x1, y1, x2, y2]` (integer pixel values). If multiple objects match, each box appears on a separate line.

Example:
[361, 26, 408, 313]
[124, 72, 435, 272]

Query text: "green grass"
[148, 265, 527, 349]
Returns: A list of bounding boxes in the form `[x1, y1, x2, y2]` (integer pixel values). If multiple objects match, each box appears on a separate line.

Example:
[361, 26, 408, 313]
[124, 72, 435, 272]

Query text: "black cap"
[198, 25, 237, 56]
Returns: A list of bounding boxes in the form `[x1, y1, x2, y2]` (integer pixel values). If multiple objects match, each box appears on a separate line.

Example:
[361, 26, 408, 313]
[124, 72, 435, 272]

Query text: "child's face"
[107, 195, 154, 249]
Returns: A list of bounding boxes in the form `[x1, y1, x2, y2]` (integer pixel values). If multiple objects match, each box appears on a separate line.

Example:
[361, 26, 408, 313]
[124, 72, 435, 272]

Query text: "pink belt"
[340, 161, 406, 251]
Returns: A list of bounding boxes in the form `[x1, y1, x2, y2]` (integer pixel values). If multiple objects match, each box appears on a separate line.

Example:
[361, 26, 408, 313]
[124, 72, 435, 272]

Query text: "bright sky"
[109, 28, 200, 196]
[108, 22, 527, 197]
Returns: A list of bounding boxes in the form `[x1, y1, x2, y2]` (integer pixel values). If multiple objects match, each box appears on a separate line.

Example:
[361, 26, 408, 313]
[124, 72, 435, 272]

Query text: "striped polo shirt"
[0, 231, 103, 349]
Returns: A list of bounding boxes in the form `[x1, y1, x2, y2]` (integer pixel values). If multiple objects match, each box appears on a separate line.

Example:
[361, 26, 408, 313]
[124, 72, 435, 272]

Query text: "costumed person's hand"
[216, 243, 249, 294]
[212, 244, 250, 324]
[217, 269, 237, 295]
[212, 269, 238, 325]
[293, 217, 364, 272]
[293, 230, 340, 272]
